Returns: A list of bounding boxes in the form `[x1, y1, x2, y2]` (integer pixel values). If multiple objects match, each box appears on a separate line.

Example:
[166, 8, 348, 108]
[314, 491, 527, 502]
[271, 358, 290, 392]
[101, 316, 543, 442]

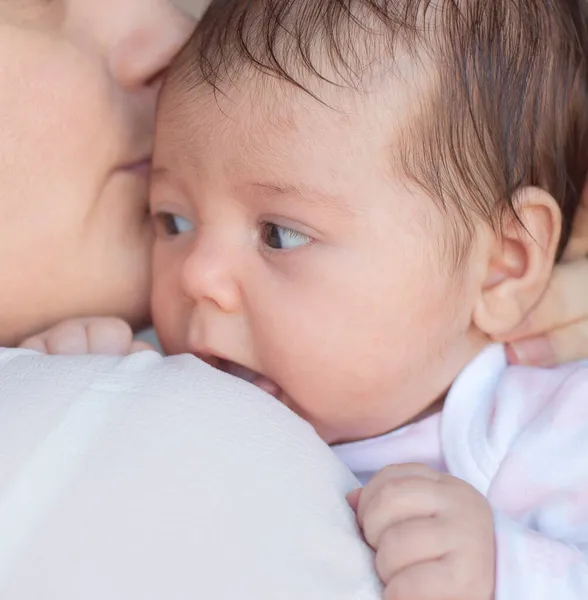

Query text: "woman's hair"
[183, 0, 588, 263]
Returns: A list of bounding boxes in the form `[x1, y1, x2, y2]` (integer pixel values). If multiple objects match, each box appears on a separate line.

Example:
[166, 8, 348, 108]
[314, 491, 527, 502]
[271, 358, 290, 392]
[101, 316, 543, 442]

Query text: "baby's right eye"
[153, 213, 194, 237]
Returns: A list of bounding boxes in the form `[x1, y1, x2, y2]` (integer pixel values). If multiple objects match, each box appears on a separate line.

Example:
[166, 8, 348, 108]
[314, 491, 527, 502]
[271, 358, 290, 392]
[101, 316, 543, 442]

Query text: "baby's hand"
[19, 317, 155, 355]
[349, 463, 495, 600]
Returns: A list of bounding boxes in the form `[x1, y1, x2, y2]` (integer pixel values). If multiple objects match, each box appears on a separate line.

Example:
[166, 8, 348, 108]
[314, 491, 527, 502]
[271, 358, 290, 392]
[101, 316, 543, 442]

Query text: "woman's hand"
[500, 190, 588, 366]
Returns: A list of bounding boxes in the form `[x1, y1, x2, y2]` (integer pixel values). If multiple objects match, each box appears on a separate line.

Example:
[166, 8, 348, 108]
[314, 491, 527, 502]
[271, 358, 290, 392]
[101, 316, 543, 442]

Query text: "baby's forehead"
[158, 53, 425, 175]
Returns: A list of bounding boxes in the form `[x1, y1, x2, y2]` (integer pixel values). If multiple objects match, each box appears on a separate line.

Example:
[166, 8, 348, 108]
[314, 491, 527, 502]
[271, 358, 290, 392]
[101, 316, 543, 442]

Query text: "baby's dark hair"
[185, 0, 588, 263]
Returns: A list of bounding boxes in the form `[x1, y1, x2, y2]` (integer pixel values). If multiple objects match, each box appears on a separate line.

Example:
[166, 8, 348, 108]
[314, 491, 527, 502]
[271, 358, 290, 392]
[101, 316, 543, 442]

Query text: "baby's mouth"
[216, 358, 282, 398]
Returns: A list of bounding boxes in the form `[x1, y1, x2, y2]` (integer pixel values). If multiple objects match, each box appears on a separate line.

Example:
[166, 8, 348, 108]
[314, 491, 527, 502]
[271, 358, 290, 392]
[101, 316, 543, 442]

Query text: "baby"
[21, 0, 588, 598]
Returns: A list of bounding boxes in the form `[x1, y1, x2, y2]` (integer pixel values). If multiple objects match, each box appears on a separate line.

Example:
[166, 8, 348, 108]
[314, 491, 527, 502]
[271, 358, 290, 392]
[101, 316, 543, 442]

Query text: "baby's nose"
[180, 239, 243, 315]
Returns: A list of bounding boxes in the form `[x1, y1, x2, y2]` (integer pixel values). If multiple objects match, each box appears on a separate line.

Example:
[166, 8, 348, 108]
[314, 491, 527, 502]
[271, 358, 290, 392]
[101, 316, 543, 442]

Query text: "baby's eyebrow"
[248, 182, 358, 215]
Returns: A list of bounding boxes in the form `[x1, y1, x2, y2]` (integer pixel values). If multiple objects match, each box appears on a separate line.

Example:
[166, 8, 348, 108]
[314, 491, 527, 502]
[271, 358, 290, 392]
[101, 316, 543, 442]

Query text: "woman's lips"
[120, 158, 151, 177]
[118, 156, 151, 179]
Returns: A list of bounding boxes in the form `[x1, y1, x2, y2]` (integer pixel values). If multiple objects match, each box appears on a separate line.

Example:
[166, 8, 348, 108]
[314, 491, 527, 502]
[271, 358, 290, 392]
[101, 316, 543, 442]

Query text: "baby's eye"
[154, 213, 194, 237]
[261, 223, 312, 250]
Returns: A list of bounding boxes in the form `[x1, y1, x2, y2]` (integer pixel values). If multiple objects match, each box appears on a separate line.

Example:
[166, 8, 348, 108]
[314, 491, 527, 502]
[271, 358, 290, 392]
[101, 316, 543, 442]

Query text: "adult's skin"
[502, 189, 588, 366]
[0, 0, 194, 347]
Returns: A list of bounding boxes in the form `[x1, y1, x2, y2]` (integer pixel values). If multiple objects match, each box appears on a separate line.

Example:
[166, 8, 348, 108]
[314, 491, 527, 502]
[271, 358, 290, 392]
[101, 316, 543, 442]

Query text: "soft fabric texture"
[0, 348, 381, 600]
[333, 344, 588, 598]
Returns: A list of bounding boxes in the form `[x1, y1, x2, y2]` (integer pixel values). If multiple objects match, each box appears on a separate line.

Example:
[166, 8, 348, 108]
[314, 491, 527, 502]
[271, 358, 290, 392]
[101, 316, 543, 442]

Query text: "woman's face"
[0, 0, 195, 346]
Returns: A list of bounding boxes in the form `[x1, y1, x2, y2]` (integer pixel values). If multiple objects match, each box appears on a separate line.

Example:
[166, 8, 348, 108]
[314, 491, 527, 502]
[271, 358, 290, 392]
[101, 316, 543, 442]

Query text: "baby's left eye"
[261, 223, 312, 250]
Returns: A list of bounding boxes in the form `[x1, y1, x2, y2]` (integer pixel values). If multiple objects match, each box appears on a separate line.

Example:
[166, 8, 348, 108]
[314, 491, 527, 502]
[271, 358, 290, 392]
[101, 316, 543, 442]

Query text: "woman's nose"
[108, 0, 196, 89]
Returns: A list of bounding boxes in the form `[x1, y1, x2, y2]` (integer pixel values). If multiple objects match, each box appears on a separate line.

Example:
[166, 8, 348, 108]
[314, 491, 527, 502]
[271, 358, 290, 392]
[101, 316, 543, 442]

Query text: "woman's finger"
[562, 185, 588, 261]
[497, 259, 588, 341]
[506, 318, 588, 366]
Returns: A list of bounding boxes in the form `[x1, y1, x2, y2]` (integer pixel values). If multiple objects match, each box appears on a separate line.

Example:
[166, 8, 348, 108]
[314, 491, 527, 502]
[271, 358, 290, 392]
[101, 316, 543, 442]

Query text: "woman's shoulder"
[0, 346, 380, 599]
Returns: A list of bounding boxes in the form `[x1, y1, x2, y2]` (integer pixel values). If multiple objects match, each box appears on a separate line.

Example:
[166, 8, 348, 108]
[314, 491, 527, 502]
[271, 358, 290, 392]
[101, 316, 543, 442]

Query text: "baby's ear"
[473, 187, 561, 337]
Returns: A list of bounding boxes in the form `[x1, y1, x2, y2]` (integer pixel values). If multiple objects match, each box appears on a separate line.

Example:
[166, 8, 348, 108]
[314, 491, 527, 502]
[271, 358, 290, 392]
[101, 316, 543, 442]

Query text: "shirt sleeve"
[486, 361, 588, 599]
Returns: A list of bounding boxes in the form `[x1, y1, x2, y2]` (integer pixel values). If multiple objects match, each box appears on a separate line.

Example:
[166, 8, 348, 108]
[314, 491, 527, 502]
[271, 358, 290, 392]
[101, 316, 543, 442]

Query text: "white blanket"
[0, 349, 381, 599]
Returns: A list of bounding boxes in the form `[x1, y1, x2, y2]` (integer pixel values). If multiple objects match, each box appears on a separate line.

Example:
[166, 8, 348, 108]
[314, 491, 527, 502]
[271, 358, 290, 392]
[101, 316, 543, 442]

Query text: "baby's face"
[151, 72, 489, 444]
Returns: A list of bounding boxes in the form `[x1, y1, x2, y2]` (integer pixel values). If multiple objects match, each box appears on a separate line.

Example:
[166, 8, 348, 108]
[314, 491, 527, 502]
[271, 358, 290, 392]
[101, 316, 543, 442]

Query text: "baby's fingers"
[19, 335, 49, 353]
[44, 321, 92, 354]
[129, 340, 158, 354]
[376, 518, 449, 585]
[85, 318, 133, 354]
[20, 318, 135, 356]
[357, 464, 442, 549]
[384, 556, 472, 600]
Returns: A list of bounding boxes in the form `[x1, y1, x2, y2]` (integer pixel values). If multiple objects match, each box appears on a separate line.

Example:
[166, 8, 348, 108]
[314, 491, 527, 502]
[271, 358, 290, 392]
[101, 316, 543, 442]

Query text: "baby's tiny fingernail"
[506, 336, 555, 367]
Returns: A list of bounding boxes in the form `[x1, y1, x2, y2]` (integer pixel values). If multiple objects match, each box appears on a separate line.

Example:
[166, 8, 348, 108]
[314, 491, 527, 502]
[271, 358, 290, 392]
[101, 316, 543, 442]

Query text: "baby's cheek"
[151, 278, 185, 355]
